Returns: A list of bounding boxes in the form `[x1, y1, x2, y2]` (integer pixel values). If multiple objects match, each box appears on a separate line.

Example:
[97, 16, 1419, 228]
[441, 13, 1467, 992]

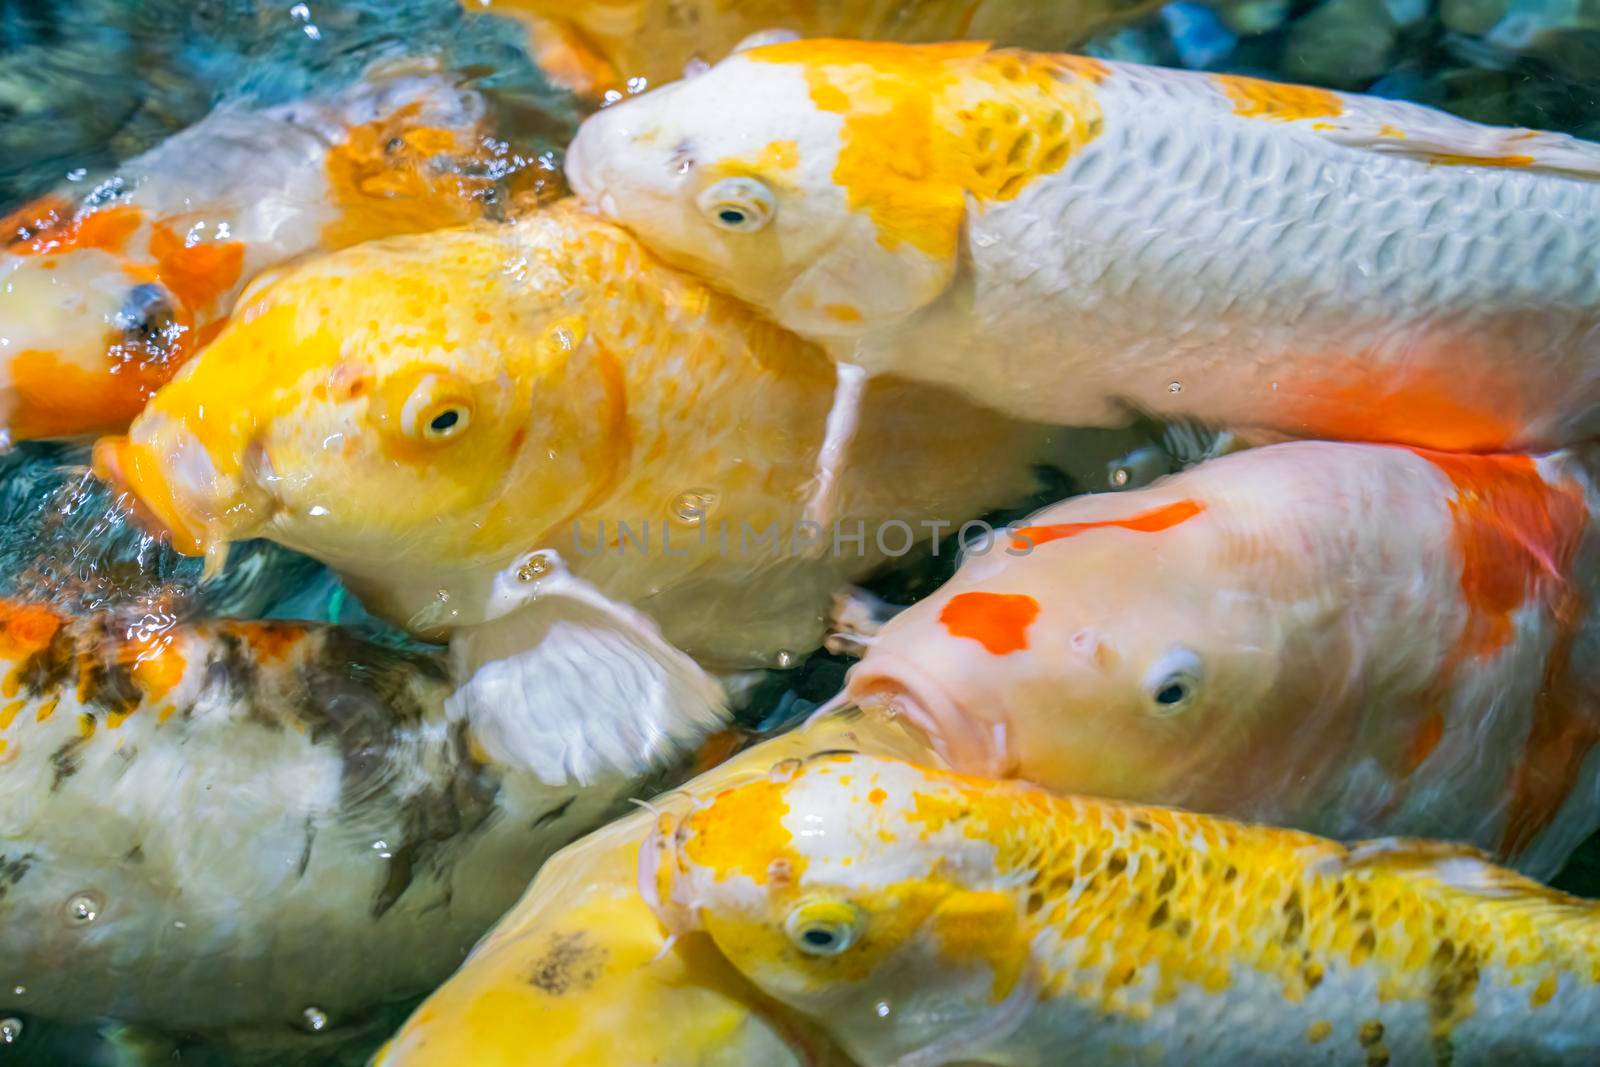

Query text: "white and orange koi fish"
[842, 441, 1600, 878]
[569, 41, 1600, 515]
[0, 67, 504, 442]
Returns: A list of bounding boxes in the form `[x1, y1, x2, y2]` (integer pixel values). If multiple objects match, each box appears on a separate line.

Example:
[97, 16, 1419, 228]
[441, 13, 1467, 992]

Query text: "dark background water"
[2, 0, 1599, 1062]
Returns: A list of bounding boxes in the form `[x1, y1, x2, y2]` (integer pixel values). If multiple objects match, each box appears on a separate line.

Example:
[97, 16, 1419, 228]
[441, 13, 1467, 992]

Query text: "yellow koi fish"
[568, 41, 1600, 515]
[0, 597, 669, 1040]
[652, 752, 1600, 1066]
[462, 0, 1159, 93]
[0, 67, 504, 443]
[840, 441, 1600, 879]
[95, 201, 1061, 783]
[375, 706, 928, 1066]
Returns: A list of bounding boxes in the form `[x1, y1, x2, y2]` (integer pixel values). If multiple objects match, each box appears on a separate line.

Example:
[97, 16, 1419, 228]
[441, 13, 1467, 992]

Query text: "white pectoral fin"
[1316, 109, 1600, 180]
[446, 551, 729, 787]
[804, 361, 869, 533]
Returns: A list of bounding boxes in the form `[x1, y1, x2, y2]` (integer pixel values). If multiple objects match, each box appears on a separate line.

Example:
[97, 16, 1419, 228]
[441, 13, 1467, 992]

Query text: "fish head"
[649, 752, 1035, 1065]
[94, 217, 626, 621]
[567, 40, 972, 343]
[846, 497, 1321, 806]
[0, 200, 232, 439]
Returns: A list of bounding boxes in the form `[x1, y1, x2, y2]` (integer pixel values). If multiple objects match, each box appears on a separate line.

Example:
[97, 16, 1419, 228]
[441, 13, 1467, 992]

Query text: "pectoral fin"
[447, 550, 729, 787]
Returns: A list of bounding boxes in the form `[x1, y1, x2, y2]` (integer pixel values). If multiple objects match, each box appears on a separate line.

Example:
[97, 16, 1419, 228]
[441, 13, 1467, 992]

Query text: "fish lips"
[93, 424, 276, 560]
[844, 652, 1015, 779]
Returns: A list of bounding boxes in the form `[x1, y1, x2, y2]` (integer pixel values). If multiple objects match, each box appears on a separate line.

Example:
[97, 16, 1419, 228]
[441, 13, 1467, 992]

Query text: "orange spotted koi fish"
[841, 441, 1600, 879]
[650, 752, 1600, 1066]
[0, 67, 506, 442]
[569, 41, 1600, 519]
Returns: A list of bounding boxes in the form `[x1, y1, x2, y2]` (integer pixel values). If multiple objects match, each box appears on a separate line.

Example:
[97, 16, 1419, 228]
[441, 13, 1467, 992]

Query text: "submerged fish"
[0, 594, 680, 1037]
[375, 706, 926, 1067]
[463, 0, 1160, 92]
[95, 201, 1061, 780]
[0, 67, 504, 442]
[841, 441, 1600, 878]
[651, 752, 1600, 1066]
[568, 41, 1600, 513]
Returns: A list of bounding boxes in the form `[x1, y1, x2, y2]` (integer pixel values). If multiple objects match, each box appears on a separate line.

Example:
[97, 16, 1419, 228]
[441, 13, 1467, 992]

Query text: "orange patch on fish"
[320, 104, 488, 250]
[1, 195, 73, 245]
[939, 591, 1039, 655]
[1402, 710, 1444, 774]
[1428, 153, 1533, 169]
[149, 222, 246, 312]
[1215, 74, 1343, 122]
[1012, 499, 1204, 550]
[229, 620, 307, 664]
[8, 203, 145, 257]
[682, 775, 806, 886]
[10, 348, 166, 439]
[1420, 451, 1587, 661]
[0, 601, 63, 659]
[1280, 365, 1521, 453]
[749, 41, 1102, 257]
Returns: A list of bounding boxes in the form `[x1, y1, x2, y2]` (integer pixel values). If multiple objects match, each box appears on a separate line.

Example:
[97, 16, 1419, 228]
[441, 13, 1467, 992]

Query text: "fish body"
[0, 69, 497, 442]
[568, 41, 1600, 453]
[844, 441, 1600, 878]
[654, 753, 1600, 1066]
[376, 706, 928, 1067]
[464, 0, 1160, 91]
[96, 201, 1061, 667]
[0, 597, 654, 1033]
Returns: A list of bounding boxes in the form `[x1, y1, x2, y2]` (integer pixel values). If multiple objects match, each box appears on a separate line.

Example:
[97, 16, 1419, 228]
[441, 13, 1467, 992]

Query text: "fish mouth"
[845, 653, 1014, 778]
[93, 425, 276, 559]
[563, 124, 609, 210]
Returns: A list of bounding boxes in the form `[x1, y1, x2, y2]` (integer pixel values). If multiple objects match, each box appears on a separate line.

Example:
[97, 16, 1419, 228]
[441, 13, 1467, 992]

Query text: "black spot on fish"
[297, 816, 316, 879]
[0, 852, 34, 904]
[1148, 901, 1169, 929]
[123, 845, 143, 864]
[13, 624, 75, 697]
[49, 732, 89, 790]
[526, 932, 607, 996]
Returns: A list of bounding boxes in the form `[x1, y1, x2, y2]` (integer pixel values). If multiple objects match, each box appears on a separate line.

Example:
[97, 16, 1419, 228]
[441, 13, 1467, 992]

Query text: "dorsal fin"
[1312, 113, 1600, 182]
[1316, 837, 1593, 910]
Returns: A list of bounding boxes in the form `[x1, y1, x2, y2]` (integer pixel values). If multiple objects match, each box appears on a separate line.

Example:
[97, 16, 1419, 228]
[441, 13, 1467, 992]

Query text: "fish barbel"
[652, 752, 1600, 1065]
[568, 42, 1600, 515]
[0, 67, 501, 442]
[842, 441, 1600, 879]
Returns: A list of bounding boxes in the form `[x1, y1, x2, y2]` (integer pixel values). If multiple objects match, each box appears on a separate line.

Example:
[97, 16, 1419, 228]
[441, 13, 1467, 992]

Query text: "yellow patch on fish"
[1214, 73, 1344, 122]
[748, 41, 1104, 259]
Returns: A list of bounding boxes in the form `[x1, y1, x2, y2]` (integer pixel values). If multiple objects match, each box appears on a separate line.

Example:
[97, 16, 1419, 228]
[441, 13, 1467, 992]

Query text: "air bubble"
[517, 556, 553, 582]
[672, 489, 717, 525]
[66, 892, 101, 924]
[301, 1006, 329, 1033]
[1168, 381, 1183, 394]
[0, 1018, 19, 1044]
[775, 649, 794, 668]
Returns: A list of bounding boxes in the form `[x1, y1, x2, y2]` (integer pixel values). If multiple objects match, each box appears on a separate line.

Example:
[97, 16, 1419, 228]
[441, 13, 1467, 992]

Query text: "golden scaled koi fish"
[0, 67, 505, 443]
[839, 441, 1600, 879]
[374, 706, 931, 1067]
[569, 41, 1600, 515]
[0, 598, 668, 1039]
[460, 0, 1159, 93]
[651, 752, 1600, 1066]
[93, 200, 1062, 781]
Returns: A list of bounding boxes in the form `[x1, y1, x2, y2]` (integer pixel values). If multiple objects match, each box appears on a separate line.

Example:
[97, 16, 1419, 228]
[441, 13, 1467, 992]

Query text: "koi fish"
[374, 705, 929, 1067]
[462, 0, 1160, 93]
[95, 200, 1065, 783]
[0, 588, 707, 1042]
[841, 441, 1600, 878]
[568, 41, 1600, 516]
[650, 752, 1600, 1066]
[0, 66, 505, 443]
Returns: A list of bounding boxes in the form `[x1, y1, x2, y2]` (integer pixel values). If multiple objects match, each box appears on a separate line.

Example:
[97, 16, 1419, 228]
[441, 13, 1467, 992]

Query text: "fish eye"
[697, 177, 775, 232]
[116, 283, 178, 341]
[1142, 647, 1202, 718]
[784, 899, 861, 957]
[396, 373, 476, 444]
